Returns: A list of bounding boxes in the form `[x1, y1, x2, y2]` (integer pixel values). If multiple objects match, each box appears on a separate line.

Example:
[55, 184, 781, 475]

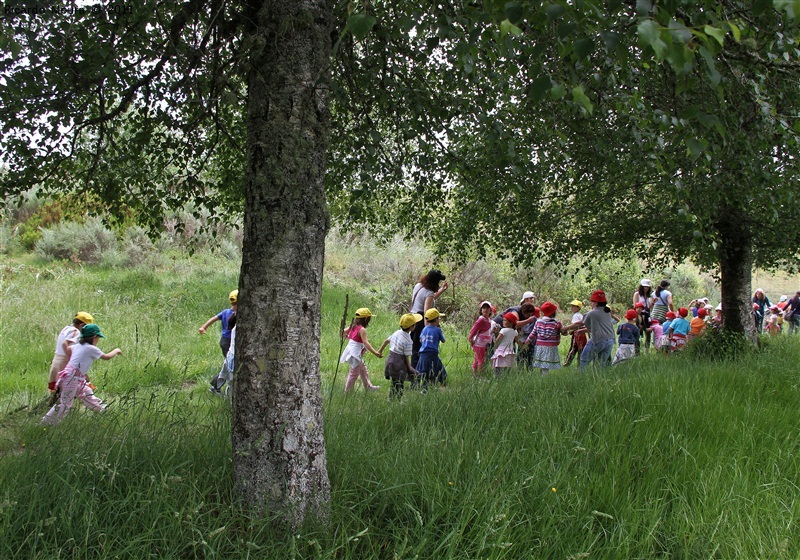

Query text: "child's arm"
[378, 338, 390, 355]
[404, 355, 417, 376]
[359, 330, 382, 358]
[199, 315, 220, 334]
[494, 332, 505, 347]
[101, 348, 123, 360]
[562, 320, 584, 334]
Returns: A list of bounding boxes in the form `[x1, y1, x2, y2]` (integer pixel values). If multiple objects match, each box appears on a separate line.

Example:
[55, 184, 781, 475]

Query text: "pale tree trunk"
[716, 204, 757, 341]
[232, 0, 334, 528]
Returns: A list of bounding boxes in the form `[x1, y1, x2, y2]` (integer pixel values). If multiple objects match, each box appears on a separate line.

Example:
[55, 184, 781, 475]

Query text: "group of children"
[42, 312, 123, 425]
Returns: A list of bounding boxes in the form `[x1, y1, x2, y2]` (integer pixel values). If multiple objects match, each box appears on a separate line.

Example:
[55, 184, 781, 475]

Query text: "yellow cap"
[400, 313, 423, 329]
[74, 311, 94, 324]
[355, 308, 373, 318]
[229, 290, 239, 303]
[425, 308, 444, 321]
[569, 300, 583, 307]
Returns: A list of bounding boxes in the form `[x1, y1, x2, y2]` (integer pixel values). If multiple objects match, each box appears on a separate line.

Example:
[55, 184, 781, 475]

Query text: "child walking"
[199, 290, 238, 357]
[48, 311, 94, 392]
[527, 302, 562, 376]
[417, 308, 447, 390]
[340, 308, 382, 393]
[613, 309, 640, 364]
[42, 324, 122, 426]
[668, 307, 691, 352]
[468, 301, 495, 376]
[210, 313, 236, 395]
[562, 300, 587, 367]
[648, 319, 664, 350]
[491, 312, 518, 378]
[379, 313, 421, 401]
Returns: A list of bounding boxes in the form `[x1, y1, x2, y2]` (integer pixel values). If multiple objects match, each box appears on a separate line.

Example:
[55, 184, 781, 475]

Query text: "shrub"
[685, 326, 753, 362]
[35, 218, 118, 264]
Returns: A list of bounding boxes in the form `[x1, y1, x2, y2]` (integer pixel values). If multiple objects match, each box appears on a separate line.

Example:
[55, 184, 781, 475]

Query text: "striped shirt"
[530, 317, 562, 347]
[388, 329, 413, 356]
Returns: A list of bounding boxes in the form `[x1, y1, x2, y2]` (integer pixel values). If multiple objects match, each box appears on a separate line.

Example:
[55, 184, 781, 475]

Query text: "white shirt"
[389, 329, 413, 356]
[54, 325, 80, 357]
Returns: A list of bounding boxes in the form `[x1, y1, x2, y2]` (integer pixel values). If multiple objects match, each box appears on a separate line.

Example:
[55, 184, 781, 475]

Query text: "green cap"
[81, 324, 106, 339]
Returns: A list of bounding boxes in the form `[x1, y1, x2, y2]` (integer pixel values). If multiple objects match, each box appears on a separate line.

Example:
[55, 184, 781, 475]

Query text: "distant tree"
[329, 1, 800, 338]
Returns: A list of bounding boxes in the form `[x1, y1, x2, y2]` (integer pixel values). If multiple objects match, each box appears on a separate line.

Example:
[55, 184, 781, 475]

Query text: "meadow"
[2, 251, 800, 558]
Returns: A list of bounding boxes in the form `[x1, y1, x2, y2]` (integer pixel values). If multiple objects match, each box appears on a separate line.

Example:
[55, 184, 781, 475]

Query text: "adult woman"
[633, 279, 653, 348]
[564, 290, 615, 370]
[752, 288, 771, 332]
[649, 279, 674, 323]
[782, 291, 800, 335]
[410, 269, 448, 368]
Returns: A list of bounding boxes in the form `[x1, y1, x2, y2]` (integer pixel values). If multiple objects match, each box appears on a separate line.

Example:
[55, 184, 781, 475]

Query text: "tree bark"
[716, 203, 757, 341]
[232, 0, 333, 528]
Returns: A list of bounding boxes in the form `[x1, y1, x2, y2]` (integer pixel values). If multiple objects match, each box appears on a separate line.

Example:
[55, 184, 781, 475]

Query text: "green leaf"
[573, 37, 595, 60]
[550, 83, 567, 100]
[774, 0, 800, 18]
[530, 75, 552, 102]
[638, 20, 667, 60]
[686, 137, 707, 158]
[727, 21, 741, 43]
[347, 14, 377, 41]
[500, 19, 522, 38]
[505, 2, 524, 24]
[546, 4, 566, 20]
[572, 85, 593, 114]
[600, 31, 620, 52]
[704, 25, 726, 46]
[699, 46, 721, 85]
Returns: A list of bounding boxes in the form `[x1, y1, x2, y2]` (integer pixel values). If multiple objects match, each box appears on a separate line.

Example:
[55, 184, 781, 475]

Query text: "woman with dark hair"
[649, 279, 674, 323]
[410, 269, 448, 368]
[633, 279, 653, 349]
[752, 288, 771, 333]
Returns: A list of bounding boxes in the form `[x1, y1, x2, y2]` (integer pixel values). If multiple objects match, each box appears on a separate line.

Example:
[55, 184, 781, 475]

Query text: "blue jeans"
[789, 315, 800, 335]
[579, 338, 614, 371]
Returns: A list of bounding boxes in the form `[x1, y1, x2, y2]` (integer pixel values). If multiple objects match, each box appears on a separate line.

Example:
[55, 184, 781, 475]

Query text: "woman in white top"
[633, 279, 653, 348]
[409, 269, 448, 368]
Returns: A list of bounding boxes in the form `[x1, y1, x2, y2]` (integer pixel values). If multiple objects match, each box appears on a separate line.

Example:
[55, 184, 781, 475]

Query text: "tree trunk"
[716, 203, 757, 341]
[232, 0, 333, 528]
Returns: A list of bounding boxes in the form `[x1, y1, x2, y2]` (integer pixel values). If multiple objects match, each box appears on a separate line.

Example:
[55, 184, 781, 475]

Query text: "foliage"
[684, 325, 753, 361]
[34, 217, 118, 264]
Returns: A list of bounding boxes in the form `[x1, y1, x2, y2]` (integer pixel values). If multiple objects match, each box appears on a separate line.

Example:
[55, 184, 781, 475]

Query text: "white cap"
[715, 303, 722, 311]
[520, 291, 535, 303]
[780, 295, 788, 302]
[640, 279, 651, 287]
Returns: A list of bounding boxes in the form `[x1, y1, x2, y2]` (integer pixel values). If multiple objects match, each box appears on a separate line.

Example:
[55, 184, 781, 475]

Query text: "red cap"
[666, 311, 677, 319]
[697, 308, 708, 318]
[649, 318, 660, 325]
[590, 290, 607, 304]
[634, 301, 645, 308]
[625, 309, 637, 320]
[678, 307, 689, 317]
[540, 302, 557, 316]
[503, 312, 518, 326]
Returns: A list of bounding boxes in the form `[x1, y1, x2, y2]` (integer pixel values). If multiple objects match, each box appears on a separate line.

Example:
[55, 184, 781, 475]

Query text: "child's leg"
[42, 376, 81, 425]
[48, 355, 68, 391]
[540, 368, 549, 376]
[344, 364, 361, 392]
[77, 384, 106, 413]
[357, 362, 379, 390]
[472, 346, 487, 374]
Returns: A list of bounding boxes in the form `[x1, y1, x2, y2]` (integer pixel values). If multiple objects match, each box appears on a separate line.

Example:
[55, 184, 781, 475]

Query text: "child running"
[491, 312, 518, 378]
[613, 309, 640, 364]
[379, 313, 421, 401]
[199, 290, 238, 357]
[340, 308, 382, 393]
[527, 301, 562, 376]
[48, 311, 94, 392]
[468, 301, 495, 376]
[417, 308, 447, 390]
[42, 324, 122, 426]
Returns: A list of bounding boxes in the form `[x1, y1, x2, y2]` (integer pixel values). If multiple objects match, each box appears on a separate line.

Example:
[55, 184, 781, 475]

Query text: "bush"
[685, 326, 753, 362]
[35, 218, 118, 264]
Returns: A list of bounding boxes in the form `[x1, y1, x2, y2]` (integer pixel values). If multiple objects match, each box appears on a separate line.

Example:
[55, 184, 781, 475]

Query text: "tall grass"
[2, 255, 800, 557]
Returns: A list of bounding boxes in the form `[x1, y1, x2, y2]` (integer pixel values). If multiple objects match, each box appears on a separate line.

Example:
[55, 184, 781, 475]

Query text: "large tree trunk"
[716, 204, 757, 341]
[232, 0, 334, 528]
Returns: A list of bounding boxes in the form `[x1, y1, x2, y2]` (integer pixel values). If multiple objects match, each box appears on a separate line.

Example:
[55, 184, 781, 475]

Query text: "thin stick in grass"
[328, 293, 349, 406]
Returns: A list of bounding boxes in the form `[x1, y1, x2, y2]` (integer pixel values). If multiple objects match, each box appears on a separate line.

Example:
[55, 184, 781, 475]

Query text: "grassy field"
[2, 254, 800, 558]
